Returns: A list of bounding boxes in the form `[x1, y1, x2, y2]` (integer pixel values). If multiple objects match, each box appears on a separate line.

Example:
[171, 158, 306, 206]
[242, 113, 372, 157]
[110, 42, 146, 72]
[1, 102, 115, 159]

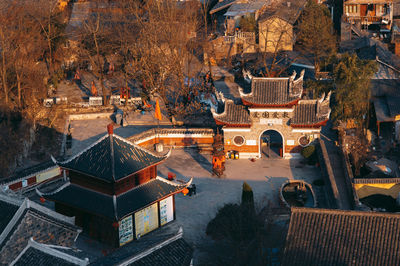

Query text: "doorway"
[260, 130, 284, 158]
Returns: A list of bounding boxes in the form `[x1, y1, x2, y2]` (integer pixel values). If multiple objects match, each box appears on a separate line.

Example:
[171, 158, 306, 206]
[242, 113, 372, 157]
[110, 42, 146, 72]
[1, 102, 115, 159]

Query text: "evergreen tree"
[297, 0, 336, 71]
[241, 182, 254, 209]
[333, 53, 377, 127]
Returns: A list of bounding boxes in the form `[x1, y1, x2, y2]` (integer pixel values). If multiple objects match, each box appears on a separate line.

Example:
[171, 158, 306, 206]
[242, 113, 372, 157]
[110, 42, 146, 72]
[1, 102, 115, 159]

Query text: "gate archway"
[259, 129, 284, 158]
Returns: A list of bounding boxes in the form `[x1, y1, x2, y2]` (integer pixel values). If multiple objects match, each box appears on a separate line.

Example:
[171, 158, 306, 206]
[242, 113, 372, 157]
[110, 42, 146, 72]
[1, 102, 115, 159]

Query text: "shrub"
[242, 182, 254, 207]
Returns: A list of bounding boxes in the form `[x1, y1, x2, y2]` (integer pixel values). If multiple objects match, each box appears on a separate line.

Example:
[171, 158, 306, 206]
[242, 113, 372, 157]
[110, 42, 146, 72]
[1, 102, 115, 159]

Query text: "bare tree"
[79, 7, 112, 104]
[0, 2, 14, 105]
[124, 0, 202, 115]
[27, 0, 65, 75]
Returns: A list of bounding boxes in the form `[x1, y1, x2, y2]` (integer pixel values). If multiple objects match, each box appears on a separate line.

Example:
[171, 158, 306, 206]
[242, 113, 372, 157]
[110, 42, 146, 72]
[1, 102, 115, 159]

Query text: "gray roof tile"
[211, 100, 251, 126]
[258, 0, 307, 25]
[210, 0, 236, 14]
[239, 71, 304, 106]
[14, 247, 78, 266]
[283, 208, 400, 266]
[57, 134, 168, 182]
[291, 93, 331, 126]
[0, 199, 80, 265]
[44, 178, 187, 220]
[0, 199, 19, 234]
[129, 238, 193, 266]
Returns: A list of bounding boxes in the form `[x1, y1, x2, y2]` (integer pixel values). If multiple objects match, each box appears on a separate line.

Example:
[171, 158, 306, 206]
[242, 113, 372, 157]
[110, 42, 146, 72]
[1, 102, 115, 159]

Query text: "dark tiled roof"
[0, 196, 20, 234]
[44, 178, 188, 220]
[211, 100, 251, 126]
[258, 0, 307, 25]
[291, 93, 331, 126]
[129, 238, 193, 266]
[239, 71, 304, 106]
[209, 0, 236, 14]
[12, 239, 89, 266]
[13, 247, 77, 266]
[282, 208, 400, 266]
[370, 79, 400, 97]
[0, 199, 80, 265]
[386, 96, 400, 117]
[1, 160, 57, 185]
[56, 134, 168, 182]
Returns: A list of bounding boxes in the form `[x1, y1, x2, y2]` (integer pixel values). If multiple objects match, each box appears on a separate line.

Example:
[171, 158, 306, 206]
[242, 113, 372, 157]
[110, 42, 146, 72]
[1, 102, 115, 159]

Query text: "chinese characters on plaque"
[252, 111, 289, 119]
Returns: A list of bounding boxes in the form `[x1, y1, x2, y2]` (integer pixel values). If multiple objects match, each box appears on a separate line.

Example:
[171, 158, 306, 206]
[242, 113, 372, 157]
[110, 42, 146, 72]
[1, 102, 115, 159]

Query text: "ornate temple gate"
[212, 70, 332, 159]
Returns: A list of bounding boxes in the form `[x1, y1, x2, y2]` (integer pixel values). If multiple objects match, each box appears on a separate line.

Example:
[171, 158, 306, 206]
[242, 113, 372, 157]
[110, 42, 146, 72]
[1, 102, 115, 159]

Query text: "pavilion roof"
[211, 100, 251, 126]
[41, 177, 191, 221]
[239, 70, 304, 107]
[290, 92, 331, 127]
[53, 130, 170, 182]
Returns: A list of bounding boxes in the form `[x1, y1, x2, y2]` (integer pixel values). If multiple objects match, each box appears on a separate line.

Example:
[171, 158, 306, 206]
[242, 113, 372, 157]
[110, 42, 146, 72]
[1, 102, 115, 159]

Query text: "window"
[233, 135, 245, 146]
[298, 135, 311, 147]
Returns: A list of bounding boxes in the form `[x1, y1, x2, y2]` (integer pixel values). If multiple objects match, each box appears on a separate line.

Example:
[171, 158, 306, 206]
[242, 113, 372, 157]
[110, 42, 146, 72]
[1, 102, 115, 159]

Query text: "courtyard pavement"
[158, 148, 324, 263]
[60, 117, 326, 264]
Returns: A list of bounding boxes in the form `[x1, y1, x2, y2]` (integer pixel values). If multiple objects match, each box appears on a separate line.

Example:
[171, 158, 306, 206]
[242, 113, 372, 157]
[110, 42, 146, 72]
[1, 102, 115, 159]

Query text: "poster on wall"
[134, 203, 159, 238]
[159, 196, 174, 226]
[36, 167, 61, 183]
[119, 215, 133, 246]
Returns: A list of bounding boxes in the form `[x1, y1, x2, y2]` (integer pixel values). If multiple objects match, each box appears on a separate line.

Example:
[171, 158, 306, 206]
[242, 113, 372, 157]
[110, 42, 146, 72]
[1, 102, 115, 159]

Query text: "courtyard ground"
[58, 118, 327, 263]
[158, 148, 325, 264]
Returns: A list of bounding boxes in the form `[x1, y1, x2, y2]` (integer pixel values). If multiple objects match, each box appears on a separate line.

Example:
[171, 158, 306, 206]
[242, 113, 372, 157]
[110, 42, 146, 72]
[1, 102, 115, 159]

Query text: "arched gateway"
[260, 129, 284, 158]
[211, 70, 332, 159]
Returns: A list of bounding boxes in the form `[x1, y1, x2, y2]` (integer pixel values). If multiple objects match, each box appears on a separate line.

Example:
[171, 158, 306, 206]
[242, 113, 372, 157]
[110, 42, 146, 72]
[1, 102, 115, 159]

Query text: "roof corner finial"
[107, 123, 114, 135]
[290, 70, 297, 81]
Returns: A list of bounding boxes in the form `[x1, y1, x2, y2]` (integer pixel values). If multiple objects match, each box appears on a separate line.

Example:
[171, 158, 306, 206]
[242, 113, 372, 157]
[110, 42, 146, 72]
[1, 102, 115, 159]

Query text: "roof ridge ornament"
[242, 68, 253, 84]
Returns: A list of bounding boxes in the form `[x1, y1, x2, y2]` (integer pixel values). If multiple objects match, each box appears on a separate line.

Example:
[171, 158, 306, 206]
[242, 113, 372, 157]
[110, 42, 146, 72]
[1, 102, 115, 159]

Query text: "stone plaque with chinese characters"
[260, 119, 283, 125]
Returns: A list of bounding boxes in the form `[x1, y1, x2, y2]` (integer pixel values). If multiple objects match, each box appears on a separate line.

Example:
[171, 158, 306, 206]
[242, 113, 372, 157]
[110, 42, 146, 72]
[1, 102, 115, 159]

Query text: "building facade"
[41, 125, 190, 247]
[212, 70, 331, 158]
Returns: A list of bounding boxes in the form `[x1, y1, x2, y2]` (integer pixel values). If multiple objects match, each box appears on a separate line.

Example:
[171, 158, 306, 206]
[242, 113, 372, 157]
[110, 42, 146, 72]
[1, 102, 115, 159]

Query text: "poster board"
[119, 215, 133, 246]
[134, 203, 159, 238]
[159, 196, 174, 226]
[36, 167, 61, 183]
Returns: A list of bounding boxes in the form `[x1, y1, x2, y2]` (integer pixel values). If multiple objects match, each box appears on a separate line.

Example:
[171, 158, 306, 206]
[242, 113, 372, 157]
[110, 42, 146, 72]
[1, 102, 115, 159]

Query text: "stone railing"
[223, 31, 256, 44]
[235, 31, 255, 41]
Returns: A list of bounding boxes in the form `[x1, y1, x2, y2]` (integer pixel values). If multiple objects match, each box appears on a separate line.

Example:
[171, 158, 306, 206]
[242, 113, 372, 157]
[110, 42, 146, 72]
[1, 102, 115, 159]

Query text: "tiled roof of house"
[209, 0, 236, 14]
[223, 0, 265, 17]
[0, 194, 21, 234]
[291, 92, 331, 126]
[128, 238, 192, 266]
[1, 160, 58, 185]
[13, 248, 77, 266]
[211, 100, 251, 126]
[239, 70, 304, 106]
[117, 228, 193, 266]
[41, 177, 191, 221]
[54, 132, 169, 182]
[0, 197, 81, 265]
[386, 96, 400, 117]
[282, 207, 400, 266]
[258, 0, 307, 25]
[11, 239, 89, 266]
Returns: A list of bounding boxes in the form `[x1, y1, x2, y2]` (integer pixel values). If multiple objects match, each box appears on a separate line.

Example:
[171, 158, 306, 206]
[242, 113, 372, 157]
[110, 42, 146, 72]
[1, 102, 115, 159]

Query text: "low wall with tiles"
[128, 128, 215, 149]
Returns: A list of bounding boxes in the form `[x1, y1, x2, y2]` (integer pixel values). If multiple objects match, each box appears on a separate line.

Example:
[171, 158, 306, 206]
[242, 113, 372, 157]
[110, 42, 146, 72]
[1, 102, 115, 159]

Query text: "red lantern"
[40, 197, 45, 203]
[112, 222, 119, 229]
[182, 188, 189, 195]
